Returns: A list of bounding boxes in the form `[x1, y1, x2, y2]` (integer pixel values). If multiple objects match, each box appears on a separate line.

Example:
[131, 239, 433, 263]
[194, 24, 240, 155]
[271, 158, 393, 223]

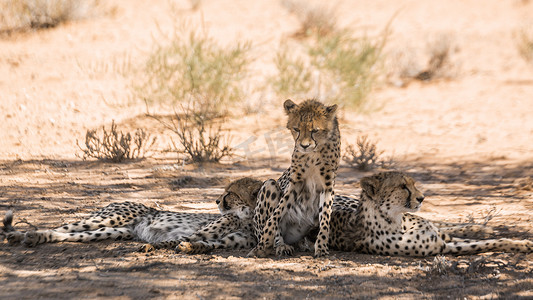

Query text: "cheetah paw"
[313, 247, 329, 258]
[175, 241, 196, 254]
[247, 246, 271, 258]
[6, 231, 24, 245]
[139, 244, 156, 253]
[23, 231, 39, 247]
[275, 244, 294, 256]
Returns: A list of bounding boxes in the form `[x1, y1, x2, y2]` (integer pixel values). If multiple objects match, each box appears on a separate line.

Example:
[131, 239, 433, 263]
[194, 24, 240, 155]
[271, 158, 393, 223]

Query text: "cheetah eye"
[223, 201, 231, 211]
[222, 194, 232, 210]
[311, 129, 319, 134]
[293, 127, 300, 133]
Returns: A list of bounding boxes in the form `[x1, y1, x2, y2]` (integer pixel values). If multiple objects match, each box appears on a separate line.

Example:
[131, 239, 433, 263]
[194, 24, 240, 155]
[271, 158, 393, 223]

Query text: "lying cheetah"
[2, 178, 261, 253]
[329, 171, 533, 256]
[143, 177, 261, 253]
[249, 99, 341, 258]
[175, 175, 528, 256]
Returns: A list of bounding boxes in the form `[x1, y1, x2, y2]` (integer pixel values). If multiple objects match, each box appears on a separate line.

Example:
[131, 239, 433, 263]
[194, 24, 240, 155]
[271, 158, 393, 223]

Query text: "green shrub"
[271, 29, 385, 110]
[137, 28, 252, 118]
[270, 45, 314, 97]
[309, 30, 384, 108]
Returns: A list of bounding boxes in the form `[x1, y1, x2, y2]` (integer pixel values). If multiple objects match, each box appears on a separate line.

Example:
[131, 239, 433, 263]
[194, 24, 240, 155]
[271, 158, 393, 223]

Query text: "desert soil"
[1, 0, 532, 299]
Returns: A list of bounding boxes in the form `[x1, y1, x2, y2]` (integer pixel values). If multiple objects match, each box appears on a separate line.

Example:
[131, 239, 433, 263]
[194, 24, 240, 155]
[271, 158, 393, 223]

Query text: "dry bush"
[343, 135, 392, 171]
[77, 121, 156, 163]
[137, 25, 252, 118]
[281, 0, 338, 38]
[188, 0, 202, 11]
[0, 0, 96, 35]
[155, 105, 233, 164]
[391, 34, 459, 85]
[415, 34, 459, 81]
[517, 26, 533, 64]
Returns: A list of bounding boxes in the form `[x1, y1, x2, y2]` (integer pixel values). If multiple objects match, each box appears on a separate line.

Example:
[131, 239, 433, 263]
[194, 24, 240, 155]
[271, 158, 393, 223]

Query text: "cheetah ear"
[360, 176, 380, 199]
[325, 104, 338, 118]
[284, 99, 298, 114]
[249, 185, 261, 208]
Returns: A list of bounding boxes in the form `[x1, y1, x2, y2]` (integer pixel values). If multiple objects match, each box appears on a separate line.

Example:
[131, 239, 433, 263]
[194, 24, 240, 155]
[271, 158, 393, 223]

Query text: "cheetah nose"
[300, 143, 311, 149]
[216, 199, 220, 204]
[416, 196, 425, 203]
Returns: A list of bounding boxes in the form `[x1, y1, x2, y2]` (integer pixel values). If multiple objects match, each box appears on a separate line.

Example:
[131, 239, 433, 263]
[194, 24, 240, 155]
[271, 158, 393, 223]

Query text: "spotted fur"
[248, 99, 341, 257]
[329, 171, 533, 256]
[4, 202, 218, 247]
[3, 178, 262, 252]
[142, 178, 262, 254]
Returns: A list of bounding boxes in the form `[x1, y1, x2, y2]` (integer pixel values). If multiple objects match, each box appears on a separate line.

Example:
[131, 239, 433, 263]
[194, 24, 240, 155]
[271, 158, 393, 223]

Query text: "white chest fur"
[281, 162, 326, 244]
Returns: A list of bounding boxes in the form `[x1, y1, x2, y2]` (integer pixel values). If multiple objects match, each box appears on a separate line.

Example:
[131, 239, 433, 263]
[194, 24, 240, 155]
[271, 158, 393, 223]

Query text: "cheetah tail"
[0, 210, 15, 241]
[443, 238, 533, 255]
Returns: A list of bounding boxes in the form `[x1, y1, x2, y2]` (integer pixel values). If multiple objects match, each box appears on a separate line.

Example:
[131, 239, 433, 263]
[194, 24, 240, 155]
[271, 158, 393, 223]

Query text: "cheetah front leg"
[142, 214, 249, 254]
[248, 179, 292, 257]
[314, 189, 333, 257]
[139, 240, 181, 252]
[177, 231, 256, 254]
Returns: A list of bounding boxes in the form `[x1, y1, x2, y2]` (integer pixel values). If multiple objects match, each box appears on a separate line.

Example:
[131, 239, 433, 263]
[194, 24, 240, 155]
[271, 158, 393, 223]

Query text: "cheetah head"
[360, 171, 425, 215]
[284, 99, 338, 153]
[216, 178, 262, 219]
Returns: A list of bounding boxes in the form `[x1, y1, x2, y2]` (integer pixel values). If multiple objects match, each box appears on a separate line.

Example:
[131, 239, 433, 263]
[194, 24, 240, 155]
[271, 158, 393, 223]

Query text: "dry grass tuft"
[517, 26, 533, 64]
[0, 0, 96, 35]
[415, 34, 458, 81]
[281, 0, 338, 38]
[188, 0, 202, 11]
[77, 120, 156, 163]
[391, 33, 459, 85]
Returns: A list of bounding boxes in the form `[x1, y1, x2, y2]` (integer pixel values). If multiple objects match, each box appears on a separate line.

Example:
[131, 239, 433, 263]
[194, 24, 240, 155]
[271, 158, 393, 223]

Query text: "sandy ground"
[1, 0, 533, 299]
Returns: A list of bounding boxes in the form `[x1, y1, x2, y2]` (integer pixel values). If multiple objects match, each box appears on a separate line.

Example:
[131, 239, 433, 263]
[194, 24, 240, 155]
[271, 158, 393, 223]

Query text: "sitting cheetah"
[2, 178, 261, 253]
[329, 171, 532, 256]
[249, 99, 341, 258]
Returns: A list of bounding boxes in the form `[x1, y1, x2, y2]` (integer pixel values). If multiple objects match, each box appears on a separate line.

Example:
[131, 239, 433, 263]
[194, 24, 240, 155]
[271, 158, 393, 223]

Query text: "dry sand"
[1, 0, 532, 298]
